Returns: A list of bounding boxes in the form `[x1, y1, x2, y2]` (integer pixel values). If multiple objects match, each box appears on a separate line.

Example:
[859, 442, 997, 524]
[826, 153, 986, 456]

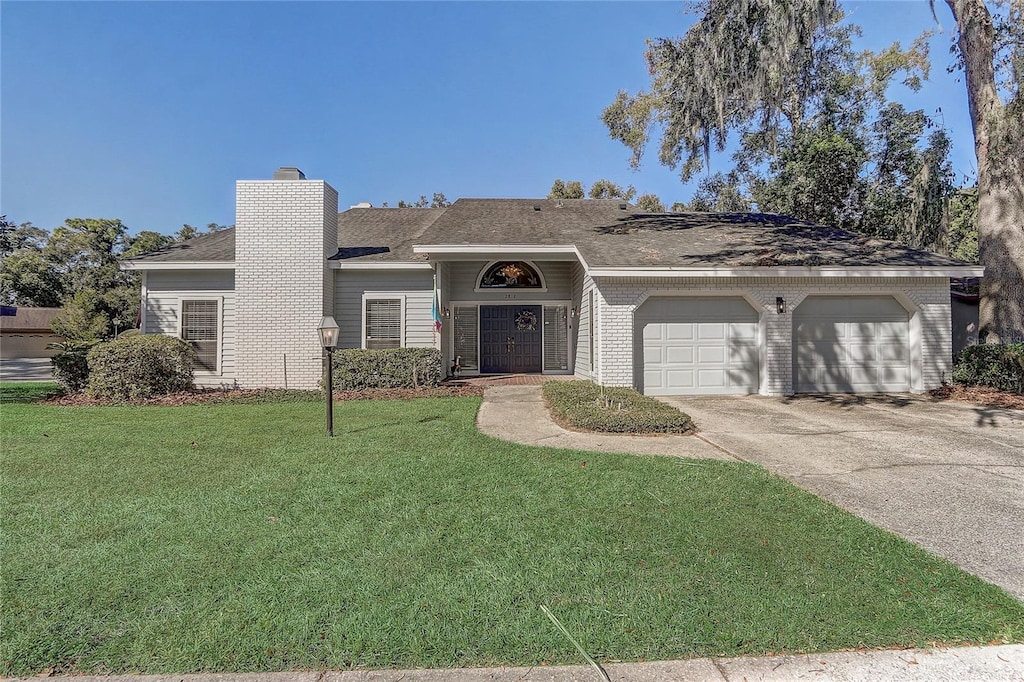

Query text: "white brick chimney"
[234, 168, 338, 389]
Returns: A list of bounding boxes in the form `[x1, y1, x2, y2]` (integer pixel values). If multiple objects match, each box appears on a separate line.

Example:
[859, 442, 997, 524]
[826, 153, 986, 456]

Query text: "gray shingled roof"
[125, 228, 235, 262]
[125, 198, 967, 268]
[332, 208, 444, 262]
[414, 199, 966, 268]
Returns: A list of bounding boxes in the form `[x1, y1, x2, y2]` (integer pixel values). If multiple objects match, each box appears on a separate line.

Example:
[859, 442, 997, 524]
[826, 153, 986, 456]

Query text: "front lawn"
[2, 391, 1022, 675]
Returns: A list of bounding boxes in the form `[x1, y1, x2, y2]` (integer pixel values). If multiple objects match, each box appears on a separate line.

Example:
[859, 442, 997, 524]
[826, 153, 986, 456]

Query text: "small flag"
[432, 281, 442, 333]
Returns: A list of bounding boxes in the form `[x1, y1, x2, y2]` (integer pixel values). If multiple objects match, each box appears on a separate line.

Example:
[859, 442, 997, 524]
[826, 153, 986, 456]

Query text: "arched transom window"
[478, 261, 544, 289]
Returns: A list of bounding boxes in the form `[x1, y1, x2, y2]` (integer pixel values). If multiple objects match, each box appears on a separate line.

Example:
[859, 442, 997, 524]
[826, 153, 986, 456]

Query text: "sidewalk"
[10, 645, 1022, 681]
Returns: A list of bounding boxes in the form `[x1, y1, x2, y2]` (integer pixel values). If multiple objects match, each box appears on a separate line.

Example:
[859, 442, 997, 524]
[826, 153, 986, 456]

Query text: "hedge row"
[86, 336, 196, 401]
[952, 343, 1024, 394]
[543, 380, 694, 434]
[50, 335, 196, 401]
[331, 348, 442, 390]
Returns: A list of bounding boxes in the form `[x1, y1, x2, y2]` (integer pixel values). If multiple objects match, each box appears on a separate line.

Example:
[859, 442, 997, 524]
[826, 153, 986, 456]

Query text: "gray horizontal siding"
[333, 270, 436, 349]
[144, 270, 236, 387]
[448, 261, 573, 303]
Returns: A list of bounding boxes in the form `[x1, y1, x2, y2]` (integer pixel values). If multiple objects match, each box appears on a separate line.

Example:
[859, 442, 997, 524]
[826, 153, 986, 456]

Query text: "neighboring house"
[0, 307, 64, 360]
[121, 167, 983, 396]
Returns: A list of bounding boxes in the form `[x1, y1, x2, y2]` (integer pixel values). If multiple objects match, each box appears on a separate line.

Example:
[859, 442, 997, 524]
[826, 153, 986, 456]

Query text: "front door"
[479, 305, 543, 373]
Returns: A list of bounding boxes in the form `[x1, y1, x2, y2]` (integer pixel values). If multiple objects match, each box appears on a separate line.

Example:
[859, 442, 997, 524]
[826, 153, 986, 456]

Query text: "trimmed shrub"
[331, 348, 443, 390]
[50, 341, 99, 394]
[86, 335, 196, 401]
[543, 380, 695, 434]
[952, 343, 1024, 394]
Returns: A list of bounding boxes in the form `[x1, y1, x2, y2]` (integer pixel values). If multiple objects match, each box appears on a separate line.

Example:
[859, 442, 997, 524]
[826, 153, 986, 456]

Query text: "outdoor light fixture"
[776, 297, 786, 314]
[317, 315, 340, 437]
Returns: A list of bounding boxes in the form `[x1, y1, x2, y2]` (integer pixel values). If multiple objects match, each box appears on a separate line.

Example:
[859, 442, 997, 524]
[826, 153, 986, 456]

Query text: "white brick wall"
[235, 179, 338, 389]
[593, 276, 952, 395]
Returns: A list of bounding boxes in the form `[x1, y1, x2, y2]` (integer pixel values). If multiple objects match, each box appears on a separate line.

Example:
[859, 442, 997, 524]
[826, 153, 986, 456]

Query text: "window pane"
[182, 300, 218, 371]
[366, 299, 401, 349]
[453, 306, 478, 370]
[543, 306, 568, 371]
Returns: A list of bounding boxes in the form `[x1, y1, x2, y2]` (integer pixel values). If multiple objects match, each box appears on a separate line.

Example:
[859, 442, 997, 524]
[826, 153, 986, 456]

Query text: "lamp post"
[317, 315, 340, 437]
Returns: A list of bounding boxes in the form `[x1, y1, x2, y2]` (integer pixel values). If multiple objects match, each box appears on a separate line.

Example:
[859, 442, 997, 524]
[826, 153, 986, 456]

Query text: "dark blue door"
[480, 305, 543, 373]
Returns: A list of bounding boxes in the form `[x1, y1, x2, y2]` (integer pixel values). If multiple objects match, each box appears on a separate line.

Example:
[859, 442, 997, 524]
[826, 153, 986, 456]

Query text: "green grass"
[0, 381, 61, 404]
[544, 380, 694, 433]
[2, 393, 1022, 675]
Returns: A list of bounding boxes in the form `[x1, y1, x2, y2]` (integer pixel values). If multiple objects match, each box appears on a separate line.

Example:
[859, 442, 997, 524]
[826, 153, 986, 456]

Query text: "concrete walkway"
[11, 644, 1022, 681]
[476, 385, 732, 460]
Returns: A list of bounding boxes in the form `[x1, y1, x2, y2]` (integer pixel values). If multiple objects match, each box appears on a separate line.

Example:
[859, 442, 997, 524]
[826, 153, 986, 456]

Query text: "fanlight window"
[479, 261, 543, 289]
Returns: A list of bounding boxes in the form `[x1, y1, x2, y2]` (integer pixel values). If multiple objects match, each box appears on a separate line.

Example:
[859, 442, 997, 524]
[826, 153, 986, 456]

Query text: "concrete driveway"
[0, 357, 53, 381]
[660, 394, 1024, 602]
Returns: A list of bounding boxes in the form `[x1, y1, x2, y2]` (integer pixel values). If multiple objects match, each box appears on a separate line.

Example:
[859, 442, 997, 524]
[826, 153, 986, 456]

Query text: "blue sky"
[2, 1, 974, 236]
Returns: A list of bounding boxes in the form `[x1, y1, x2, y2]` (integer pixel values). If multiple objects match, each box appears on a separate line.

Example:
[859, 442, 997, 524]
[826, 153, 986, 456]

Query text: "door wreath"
[515, 310, 538, 331]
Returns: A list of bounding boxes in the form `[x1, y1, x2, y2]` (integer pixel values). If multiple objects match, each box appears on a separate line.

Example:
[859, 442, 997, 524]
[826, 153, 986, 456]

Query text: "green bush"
[952, 343, 1024, 394]
[49, 340, 99, 393]
[543, 380, 695, 434]
[86, 335, 196, 401]
[331, 348, 443, 390]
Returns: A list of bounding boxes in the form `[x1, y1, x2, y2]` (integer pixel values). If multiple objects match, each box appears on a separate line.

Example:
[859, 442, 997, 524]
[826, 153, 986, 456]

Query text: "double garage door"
[635, 294, 912, 396]
[636, 297, 759, 396]
[793, 295, 911, 393]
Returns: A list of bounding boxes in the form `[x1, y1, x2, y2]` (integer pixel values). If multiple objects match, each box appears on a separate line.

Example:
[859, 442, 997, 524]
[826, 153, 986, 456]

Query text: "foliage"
[588, 178, 636, 201]
[330, 348, 443, 390]
[602, 1, 956, 247]
[122, 231, 175, 258]
[85, 335, 195, 402]
[604, 0, 1023, 340]
[383, 193, 451, 209]
[51, 289, 113, 342]
[547, 179, 585, 199]
[635, 193, 666, 212]
[0, 249, 65, 307]
[3, 216, 230, 340]
[947, 188, 979, 263]
[543, 380, 694, 434]
[952, 342, 1024, 393]
[49, 340, 100, 393]
[5, 397, 1021, 674]
[0, 218, 48, 259]
[176, 223, 230, 242]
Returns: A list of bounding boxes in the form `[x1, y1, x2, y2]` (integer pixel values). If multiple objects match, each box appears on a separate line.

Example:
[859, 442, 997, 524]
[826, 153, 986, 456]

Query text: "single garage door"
[636, 297, 759, 396]
[793, 295, 911, 393]
[0, 333, 61, 359]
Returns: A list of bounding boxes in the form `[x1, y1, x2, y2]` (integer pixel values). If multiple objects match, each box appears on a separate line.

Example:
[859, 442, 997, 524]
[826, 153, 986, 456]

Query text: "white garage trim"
[630, 290, 769, 395]
[634, 295, 761, 396]
[792, 293, 921, 393]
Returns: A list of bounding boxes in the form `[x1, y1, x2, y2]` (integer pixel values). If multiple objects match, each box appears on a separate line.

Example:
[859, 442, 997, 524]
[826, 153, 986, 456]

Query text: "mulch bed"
[43, 384, 484, 407]
[926, 384, 1024, 410]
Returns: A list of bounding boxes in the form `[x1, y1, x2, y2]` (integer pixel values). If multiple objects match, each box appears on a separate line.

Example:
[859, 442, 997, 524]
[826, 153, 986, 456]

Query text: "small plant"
[49, 340, 99, 393]
[86, 335, 196, 402]
[543, 380, 694, 434]
[331, 348, 443, 390]
[952, 343, 1024, 394]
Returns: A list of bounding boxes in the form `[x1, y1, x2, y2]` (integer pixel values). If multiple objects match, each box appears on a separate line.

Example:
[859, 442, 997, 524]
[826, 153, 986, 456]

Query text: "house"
[121, 167, 983, 396]
[0, 306, 64, 360]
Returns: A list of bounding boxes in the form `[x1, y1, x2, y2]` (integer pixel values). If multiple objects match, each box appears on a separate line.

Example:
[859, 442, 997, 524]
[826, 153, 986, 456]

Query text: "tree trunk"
[947, 0, 1024, 343]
